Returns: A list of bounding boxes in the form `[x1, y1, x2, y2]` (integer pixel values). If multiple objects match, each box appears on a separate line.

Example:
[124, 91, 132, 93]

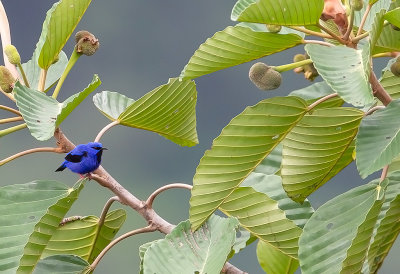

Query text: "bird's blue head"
[87, 142, 106, 153]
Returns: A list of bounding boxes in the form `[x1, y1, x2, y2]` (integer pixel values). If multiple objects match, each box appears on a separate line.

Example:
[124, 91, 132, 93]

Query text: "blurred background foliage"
[1, 0, 398, 273]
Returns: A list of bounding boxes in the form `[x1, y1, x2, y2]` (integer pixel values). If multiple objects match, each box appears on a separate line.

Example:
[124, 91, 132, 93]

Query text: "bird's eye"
[93, 146, 102, 150]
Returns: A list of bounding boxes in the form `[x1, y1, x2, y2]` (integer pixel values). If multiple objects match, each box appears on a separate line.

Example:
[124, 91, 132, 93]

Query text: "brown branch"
[357, 4, 371, 36]
[94, 120, 119, 142]
[364, 105, 385, 116]
[98, 196, 120, 229]
[0, 147, 62, 166]
[307, 93, 338, 111]
[0, 105, 20, 116]
[0, 116, 22, 124]
[145, 183, 192, 209]
[369, 71, 392, 106]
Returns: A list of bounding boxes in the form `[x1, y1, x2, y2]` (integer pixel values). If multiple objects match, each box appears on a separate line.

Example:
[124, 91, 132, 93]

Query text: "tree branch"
[369, 71, 392, 106]
[356, 4, 371, 36]
[0, 104, 20, 116]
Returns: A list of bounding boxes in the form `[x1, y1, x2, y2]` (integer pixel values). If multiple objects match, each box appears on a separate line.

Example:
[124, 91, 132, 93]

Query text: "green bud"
[266, 24, 281, 33]
[0, 66, 16, 93]
[391, 60, 400, 77]
[4, 45, 21, 65]
[75, 30, 99, 56]
[350, 0, 363, 11]
[293, 54, 306, 63]
[249, 62, 282, 91]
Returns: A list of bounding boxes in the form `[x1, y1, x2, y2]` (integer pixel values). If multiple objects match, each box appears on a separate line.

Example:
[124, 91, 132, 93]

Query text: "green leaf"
[256, 241, 299, 274]
[380, 59, 400, 100]
[384, 7, 400, 28]
[139, 241, 159, 274]
[299, 180, 385, 274]
[93, 91, 135, 120]
[373, 24, 400, 54]
[180, 24, 303, 80]
[369, 10, 386, 54]
[254, 144, 282, 175]
[42, 209, 126, 263]
[20, 51, 68, 92]
[17, 180, 86, 273]
[142, 215, 239, 274]
[282, 107, 363, 202]
[231, 0, 324, 26]
[354, 0, 392, 32]
[0, 180, 84, 273]
[305, 44, 374, 107]
[14, 75, 101, 141]
[38, 0, 93, 69]
[228, 227, 257, 259]
[34, 255, 90, 274]
[189, 96, 308, 230]
[118, 78, 198, 147]
[356, 99, 400, 178]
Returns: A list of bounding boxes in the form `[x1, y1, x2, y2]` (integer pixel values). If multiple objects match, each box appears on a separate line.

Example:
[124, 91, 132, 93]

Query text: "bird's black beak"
[101, 148, 108, 150]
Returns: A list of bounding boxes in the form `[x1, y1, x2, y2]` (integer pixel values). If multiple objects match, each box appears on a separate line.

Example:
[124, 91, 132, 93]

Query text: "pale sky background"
[1, 1, 398, 273]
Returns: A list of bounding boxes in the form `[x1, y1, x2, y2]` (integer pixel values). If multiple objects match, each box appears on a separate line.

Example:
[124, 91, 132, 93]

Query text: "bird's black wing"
[65, 151, 87, 163]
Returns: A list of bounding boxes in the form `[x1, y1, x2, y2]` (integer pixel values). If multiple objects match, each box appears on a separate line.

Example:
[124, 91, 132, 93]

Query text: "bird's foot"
[79, 173, 93, 180]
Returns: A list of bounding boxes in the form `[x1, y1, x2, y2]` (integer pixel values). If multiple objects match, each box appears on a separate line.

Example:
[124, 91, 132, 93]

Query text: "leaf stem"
[0, 88, 14, 101]
[303, 39, 334, 47]
[0, 116, 22, 124]
[0, 123, 26, 137]
[0, 146, 61, 166]
[380, 165, 389, 182]
[364, 105, 385, 116]
[307, 93, 339, 111]
[38, 69, 47, 92]
[272, 59, 313, 73]
[288, 26, 332, 39]
[98, 196, 120, 230]
[317, 22, 346, 44]
[17, 63, 30, 88]
[343, 8, 355, 40]
[0, 1, 18, 79]
[146, 183, 192, 209]
[370, 71, 392, 106]
[94, 120, 120, 143]
[352, 30, 370, 43]
[356, 4, 371, 36]
[0, 104, 21, 116]
[52, 50, 82, 99]
[90, 226, 155, 271]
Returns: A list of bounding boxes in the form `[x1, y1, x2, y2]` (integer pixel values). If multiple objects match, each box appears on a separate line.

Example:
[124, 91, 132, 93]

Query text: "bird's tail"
[55, 163, 66, 172]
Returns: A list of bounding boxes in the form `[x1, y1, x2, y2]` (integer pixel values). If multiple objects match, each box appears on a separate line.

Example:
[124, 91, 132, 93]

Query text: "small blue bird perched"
[55, 142, 107, 176]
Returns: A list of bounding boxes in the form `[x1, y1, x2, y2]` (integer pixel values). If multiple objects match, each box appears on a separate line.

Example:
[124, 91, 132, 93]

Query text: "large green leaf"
[34, 255, 90, 274]
[356, 99, 400, 178]
[231, 0, 324, 26]
[305, 44, 374, 107]
[42, 209, 126, 263]
[299, 179, 385, 274]
[256, 241, 299, 274]
[93, 91, 135, 120]
[369, 10, 386, 54]
[180, 24, 303, 80]
[0, 180, 85, 273]
[228, 227, 257, 259]
[38, 0, 93, 69]
[354, 0, 392, 32]
[385, 7, 400, 28]
[373, 24, 400, 54]
[282, 107, 363, 202]
[142, 215, 239, 274]
[380, 64, 400, 100]
[117, 78, 198, 147]
[254, 144, 282, 175]
[139, 241, 159, 274]
[14, 75, 101, 141]
[189, 96, 308, 230]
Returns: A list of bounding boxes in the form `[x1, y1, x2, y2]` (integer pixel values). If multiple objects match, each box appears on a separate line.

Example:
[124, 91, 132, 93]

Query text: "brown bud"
[391, 60, 400, 77]
[0, 66, 16, 93]
[4, 45, 21, 65]
[249, 62, 282, 91]
[75, 30, 99, 56]
[266, 24, 281, 33]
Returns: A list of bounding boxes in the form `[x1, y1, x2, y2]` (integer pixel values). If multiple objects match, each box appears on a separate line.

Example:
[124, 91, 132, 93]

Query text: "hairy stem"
[0, 123, 26, 137]
[356, 4, 371, 36]
[146, 183, 192, 209]
[303, 39, 334, 47]
[0, 116, 22, 124]
[307, 93, 338, 111]
[94, 120, 120, 142]
[0, 104, 20, 116]
[52, 50, 81, 98]
[273, 59, 313, 73]
[288, 26, 332, 39]
[0, 147, 61, 166]
[90, 226, 155, 271]
[17, 63, 30, 88]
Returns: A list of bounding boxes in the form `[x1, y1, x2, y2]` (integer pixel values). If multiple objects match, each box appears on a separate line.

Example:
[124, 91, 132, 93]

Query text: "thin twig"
[343, 9, 355, 40]
[0, 104, 20, 116]
[288, 26, 332, 39]
[17, 63, 30, 88]
[90, 226, 155, 271]
[303, 39, 334, 47]
[146, 183, 192, 209]
[0, 147, 61, 166]
[317, 22, 346, 44]
[364, 105, 385, 116]
[98, 196, 120, 229]
[94, 120, 119, 143]
[356, 4, 371, 36]
[0, 116, 22, 124]
[352, 30, 369, 43]
[0, 123, 26, 137]
[307, 93, 338, 111]
[38, 69, 47, 92]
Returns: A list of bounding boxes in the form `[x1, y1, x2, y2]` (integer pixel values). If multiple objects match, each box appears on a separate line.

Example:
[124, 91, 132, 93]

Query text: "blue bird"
[55, 142, 107, 175]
